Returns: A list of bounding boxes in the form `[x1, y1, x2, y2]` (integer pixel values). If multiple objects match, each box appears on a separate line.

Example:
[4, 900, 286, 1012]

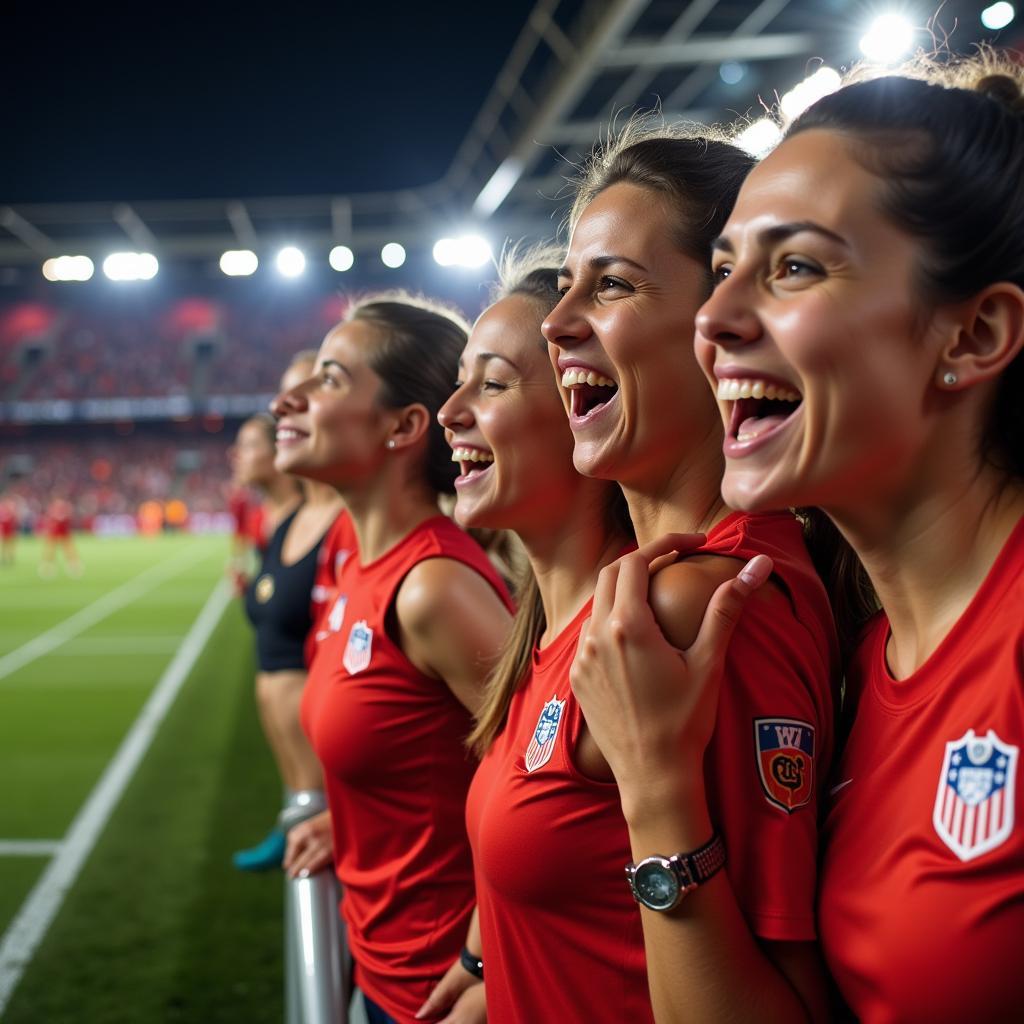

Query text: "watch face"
[633, 858, 680, 911]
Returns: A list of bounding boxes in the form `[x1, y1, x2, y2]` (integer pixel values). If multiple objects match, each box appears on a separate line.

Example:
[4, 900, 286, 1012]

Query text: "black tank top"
[243, 506, 324, 672]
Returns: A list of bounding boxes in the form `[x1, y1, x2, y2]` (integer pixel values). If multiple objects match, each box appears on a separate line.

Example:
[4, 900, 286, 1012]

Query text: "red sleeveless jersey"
[305, 508, 356, 666]
[819, 515, 1024, 1023]
[467, 510, 838, 1023]
[301, 515, 512, 1024]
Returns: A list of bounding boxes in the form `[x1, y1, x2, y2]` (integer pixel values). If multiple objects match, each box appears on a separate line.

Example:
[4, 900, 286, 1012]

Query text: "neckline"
[353, 514, 450, 573]
[534, 596, 594, 666]
[871, 513, 1024, 711]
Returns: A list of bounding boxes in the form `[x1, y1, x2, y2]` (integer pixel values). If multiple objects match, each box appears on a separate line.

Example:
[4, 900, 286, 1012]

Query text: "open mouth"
[560, 367, 618, 421]
[718, 378, 802, 444]
[275, 426, 308, 446]
[450, 445, 495, 485]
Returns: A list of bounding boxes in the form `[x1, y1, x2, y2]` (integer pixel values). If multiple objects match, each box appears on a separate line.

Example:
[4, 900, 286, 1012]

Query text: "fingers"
[633, 532, 706, 566]
[415, 962, 471, 1019]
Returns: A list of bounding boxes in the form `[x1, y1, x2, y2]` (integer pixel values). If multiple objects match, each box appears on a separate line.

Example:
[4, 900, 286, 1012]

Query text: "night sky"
[2, 2, 536, 203]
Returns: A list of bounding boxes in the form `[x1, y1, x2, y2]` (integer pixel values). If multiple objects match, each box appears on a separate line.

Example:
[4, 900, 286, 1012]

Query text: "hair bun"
[976, 73, 1024, 114]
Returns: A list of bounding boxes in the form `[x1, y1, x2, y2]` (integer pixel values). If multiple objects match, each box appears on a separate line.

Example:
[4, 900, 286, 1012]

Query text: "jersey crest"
[933, 728, 1017, 862]
[524, 696, 566, 773]
[254, 573, 275, 604]
[754, 718, 815, 813]
[343, 619, 373, 675]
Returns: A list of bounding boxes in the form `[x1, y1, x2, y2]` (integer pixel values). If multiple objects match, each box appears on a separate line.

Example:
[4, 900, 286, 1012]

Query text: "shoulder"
[649, 554, 783, 650]
[396, 557, 507, 637]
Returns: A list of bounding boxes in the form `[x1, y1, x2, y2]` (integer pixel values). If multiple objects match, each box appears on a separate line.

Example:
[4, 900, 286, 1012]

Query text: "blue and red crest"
[933, 728, 1017, 862]
[343, 619, 373, 675]
[754, 718, 815, 813]
[524, 695, 566, 773]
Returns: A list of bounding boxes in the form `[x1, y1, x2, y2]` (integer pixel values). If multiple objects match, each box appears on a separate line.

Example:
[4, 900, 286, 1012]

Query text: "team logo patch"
[343, 619, 373, 675]
[254, 574, 275, 604]
[524, 696, 566, 773]
[327, 595, 347, 634]
[754, 718, 815, 813]
[933, 728, 1017, 862]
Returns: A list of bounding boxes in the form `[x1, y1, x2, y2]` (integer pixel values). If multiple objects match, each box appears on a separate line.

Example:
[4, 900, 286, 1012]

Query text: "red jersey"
[0, 503, 15, 538]
[228, 488, 250, 536]
[301, 516, 512, 1024]
[307, 508, 357, 655]
[45, 501, 72, 538]
[819, 515, 1024, 1024]
[468, 511, 838, 1024]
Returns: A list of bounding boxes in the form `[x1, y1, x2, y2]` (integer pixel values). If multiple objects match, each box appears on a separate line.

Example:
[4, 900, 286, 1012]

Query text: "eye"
[711, 262, 732, 286]
[597, 276, 631, 293]
[482, 379, 507, 393]
[775, 257, 822, 281]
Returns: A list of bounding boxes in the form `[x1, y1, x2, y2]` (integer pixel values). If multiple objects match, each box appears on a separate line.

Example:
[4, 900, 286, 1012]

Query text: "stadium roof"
[1, 0, 1019, 282]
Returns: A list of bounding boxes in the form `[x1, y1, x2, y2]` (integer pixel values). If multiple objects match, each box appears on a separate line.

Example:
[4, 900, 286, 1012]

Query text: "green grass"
[0, 535, 286, 1022]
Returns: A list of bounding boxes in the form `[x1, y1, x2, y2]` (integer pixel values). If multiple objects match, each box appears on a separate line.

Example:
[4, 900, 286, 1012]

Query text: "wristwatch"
[625, 834, 726, 912]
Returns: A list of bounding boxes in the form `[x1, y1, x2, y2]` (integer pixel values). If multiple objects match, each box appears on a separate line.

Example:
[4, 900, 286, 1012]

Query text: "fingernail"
[297, 868, 309, 879]
[738, 554, 771, 586]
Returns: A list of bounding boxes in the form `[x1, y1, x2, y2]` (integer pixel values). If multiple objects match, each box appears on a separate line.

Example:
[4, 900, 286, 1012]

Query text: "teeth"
[716, 378, 801, 402]
[449, 447, 495, 464]
[276, 428, 303, 440]
[560, 368, 617, 389]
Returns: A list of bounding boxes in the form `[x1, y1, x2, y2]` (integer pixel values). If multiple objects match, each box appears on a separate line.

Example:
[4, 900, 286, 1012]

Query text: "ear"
[384, 403, 431, 451]
[935, 282, 1024, 390]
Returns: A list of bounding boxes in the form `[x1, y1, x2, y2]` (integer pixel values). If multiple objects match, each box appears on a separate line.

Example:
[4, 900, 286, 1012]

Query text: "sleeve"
[703, 582, 835, 941]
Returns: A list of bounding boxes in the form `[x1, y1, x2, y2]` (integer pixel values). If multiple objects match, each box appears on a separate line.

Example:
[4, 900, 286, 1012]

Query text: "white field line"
[0, 579, 231, 1015]
[0, 547, 211, 681]
[0, 841, 63, 857]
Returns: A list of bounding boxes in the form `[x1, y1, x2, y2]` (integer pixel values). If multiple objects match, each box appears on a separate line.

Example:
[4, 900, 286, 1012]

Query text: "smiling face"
[542, 182, 722, 488]
[271, 320, 390, 486]
[695, 129, 947, 514]
[438, 294, 583, 534]
[230, 418, 276, 487]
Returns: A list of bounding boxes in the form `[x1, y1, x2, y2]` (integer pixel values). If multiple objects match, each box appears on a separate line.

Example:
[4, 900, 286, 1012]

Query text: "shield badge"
[933, 728, 1018, 862]
[754, 718, 815, 813]
[524, 695, 566, 773]
[254, 574, 275, 604]
[343, 619, 373, 675]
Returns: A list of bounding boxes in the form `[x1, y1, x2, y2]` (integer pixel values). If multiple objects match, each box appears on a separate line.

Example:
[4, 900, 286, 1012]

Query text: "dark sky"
[2, 2, 535, 203]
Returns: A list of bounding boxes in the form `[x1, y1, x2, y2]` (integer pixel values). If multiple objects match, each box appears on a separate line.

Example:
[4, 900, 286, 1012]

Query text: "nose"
[437, 385, 473, 431]
[541, 288, 592, 351]
[270, 381, 309, 419]
[694, 276, 762, 349]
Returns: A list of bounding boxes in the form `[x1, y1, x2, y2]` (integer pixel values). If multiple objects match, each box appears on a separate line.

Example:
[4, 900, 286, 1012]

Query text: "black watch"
[625, 834, 726, 912]
[460, 946, 484, 980]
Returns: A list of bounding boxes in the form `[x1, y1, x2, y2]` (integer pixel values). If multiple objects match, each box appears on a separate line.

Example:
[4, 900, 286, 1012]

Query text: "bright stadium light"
[859, 13, 915, 63]
[42, 255, 94, 282]
[219, 249, 258, 276]
[780, 66, 842, 122]
[276, 246, 306, 278]
[719, 61, 746, 85]
[102, 252, 158, 281]
[433, 235, 493, 269]
[381, 243, 406, 269]
[735, 118, 783, 158]
[982, 2, 1015, 29]
[329, 245, 355, 272]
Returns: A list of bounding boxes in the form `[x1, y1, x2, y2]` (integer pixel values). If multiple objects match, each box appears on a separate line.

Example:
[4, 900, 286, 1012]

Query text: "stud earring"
[942, 371, 958, 386]
[386, 439, 396, 449]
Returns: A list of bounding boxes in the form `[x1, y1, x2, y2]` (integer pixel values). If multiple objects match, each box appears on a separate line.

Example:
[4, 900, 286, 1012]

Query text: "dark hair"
[790, 51, 1024, 480]
[569, 120, 755, 289]
[348, 293, 470, 495]
[468, 245, 634, 755]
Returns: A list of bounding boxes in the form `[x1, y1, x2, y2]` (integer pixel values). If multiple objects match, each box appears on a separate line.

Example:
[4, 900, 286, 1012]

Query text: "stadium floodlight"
[381, 243, 406, 269]
[102, 252, 158, 281]
[719, 61, 746, 85]
[859, 13, 915, 63]
[780, 67, 842, 122]
[735, 118, 783, 158]
[219, 250, 258, 276]
[276, 246, 306, 278]
[41, 255, 94, 282]
[329, 245, 355, 272]
[981, 2, 1015, 29]
[433, 235, 493, 269]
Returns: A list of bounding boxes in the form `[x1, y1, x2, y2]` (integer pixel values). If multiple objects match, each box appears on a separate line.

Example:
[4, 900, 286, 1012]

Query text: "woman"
[542, 126, 840, 1021]
[233, 353, 345, 871]
[275, 295, 514, 1024]
[424, 251, 633, 1022]
[684, 55, 1023, 1021]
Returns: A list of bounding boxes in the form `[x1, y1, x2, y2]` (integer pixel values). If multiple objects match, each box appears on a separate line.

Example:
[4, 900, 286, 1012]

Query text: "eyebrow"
[712, 221, 849, 253]
[319, 358, 352, 378]
[557, 254, 650, 278]
[475, 351, 519, 371]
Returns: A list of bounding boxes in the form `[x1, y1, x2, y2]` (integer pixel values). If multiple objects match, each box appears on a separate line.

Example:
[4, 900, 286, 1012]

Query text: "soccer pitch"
[0, 534, 286, 1022]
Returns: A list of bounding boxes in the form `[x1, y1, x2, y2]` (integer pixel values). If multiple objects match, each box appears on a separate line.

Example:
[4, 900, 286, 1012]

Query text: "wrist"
[619, 770, 711, 838]
[459, 945, 484, 981]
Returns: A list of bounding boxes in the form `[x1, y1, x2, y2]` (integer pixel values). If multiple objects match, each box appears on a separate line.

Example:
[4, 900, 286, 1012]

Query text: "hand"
[283, 810, 334, 878]
[416, 957, 485, 1022]
[571, 533, 772, 800]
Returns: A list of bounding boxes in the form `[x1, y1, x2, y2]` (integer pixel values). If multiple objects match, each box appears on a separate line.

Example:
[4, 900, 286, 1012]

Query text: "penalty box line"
[0, 545, 212, 682]
[0, 579, 232, 1015]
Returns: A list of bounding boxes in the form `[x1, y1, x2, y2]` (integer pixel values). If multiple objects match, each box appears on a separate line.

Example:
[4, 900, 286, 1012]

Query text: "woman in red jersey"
[540, 127, 841, 1022]
[421, 250, 633, 1022]
[38, 496, 81, 577]
[275, 295, 513, 1024]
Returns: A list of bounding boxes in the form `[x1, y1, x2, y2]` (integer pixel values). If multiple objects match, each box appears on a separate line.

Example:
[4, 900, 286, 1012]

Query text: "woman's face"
[542, 182, 721, 488]
[438, 294, 583, 533]
[695, 129, 944, 515]
[271, 321, 390, 486]
[230, 419, 275, 487]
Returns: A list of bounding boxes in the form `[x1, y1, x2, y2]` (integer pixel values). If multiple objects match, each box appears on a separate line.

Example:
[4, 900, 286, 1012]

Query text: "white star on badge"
[952, 753, 962, 765]
[997, 756, 1007, 768]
